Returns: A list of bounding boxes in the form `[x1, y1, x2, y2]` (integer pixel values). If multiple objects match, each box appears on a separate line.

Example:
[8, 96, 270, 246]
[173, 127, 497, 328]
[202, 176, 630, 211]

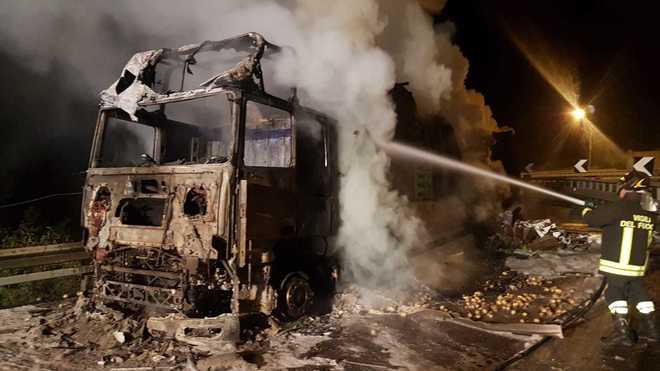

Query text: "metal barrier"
[524, 176, 660, 202]
[0, 242, 91, 287]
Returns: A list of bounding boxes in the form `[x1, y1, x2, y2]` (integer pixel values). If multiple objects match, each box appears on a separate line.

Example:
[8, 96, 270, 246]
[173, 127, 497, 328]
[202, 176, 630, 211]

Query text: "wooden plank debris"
[450, 317, 564, 338]
[558, 223, 601, 233]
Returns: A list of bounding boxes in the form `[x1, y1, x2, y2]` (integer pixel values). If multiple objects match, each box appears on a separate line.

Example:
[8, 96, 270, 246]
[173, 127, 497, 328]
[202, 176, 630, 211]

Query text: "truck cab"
[82, 33, 338, 319]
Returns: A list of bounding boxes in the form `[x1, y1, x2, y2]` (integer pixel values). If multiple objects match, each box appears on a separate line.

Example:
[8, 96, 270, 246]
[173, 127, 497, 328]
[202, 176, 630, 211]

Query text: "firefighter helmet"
[619, 170, 650, 192]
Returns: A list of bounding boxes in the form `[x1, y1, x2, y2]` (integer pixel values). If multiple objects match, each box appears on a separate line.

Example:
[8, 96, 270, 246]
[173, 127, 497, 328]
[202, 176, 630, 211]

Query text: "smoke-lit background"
[1, 0, 659, 289]
[443, 1, 660, 171]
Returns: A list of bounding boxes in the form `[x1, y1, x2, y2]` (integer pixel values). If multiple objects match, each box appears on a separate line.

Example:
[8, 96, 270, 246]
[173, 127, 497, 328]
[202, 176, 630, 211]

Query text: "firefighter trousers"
[604, 273, 651, 307]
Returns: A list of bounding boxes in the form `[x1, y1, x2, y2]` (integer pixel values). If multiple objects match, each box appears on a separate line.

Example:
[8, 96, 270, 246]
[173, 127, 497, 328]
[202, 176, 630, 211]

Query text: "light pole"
[571, 105, 595, 166]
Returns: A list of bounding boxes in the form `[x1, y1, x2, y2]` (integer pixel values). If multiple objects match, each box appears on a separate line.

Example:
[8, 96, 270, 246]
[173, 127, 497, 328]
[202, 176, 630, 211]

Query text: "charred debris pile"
[6, 251, 605, 370]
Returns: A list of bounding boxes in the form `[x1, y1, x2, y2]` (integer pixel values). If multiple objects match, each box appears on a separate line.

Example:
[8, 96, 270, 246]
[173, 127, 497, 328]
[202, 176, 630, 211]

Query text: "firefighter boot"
[602, 314, 635, 347]
[637, 311, 660, 342]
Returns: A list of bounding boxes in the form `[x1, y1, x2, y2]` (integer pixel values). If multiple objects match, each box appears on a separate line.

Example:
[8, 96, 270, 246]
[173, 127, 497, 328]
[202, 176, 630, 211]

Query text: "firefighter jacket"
[583, 196, 656, 277]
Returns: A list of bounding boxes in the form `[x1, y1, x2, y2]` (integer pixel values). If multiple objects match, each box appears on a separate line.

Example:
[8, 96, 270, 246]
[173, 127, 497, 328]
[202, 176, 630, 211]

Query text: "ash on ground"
[0, 269, 599, 371]
[0, 219, 608, 370]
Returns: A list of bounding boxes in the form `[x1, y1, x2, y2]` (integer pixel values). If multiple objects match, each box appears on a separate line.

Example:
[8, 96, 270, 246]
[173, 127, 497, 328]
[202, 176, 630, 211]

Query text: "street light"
[570, 105, 595, 165]
[571, 107, 586, 121]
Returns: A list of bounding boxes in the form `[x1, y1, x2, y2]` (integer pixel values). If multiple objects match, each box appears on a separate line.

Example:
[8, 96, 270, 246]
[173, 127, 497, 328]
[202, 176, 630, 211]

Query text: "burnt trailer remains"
[82, 33, 338, 319]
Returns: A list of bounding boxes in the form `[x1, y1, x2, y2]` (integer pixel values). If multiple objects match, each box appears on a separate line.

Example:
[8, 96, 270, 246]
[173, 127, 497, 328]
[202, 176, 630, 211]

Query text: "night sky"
[1, 0, 659, 227]
[441, 0, 660, 173]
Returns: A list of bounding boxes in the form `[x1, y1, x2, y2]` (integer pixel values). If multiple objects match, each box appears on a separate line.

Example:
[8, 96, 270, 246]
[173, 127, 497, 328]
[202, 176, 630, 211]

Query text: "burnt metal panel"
[238, 179, 248, 268]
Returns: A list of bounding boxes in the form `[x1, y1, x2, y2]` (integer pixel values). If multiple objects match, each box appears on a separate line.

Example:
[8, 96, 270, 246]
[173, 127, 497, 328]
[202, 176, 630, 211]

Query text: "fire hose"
[376, 140, 587, 207]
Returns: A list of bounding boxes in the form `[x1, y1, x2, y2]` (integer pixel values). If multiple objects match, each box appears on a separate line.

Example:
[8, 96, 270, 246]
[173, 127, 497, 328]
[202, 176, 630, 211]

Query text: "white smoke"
[376, 1, 510, 224]
[0, 0, 506, 291]
[270, 1, 427, 288]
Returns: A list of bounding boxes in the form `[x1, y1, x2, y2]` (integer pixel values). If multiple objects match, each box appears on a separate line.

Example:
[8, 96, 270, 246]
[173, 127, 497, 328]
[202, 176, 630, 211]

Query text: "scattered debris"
[492, 216, 594, 254]
[113, 330, 126, 344]
[147, 313, 239, 354]
[0, 240, 608, 370]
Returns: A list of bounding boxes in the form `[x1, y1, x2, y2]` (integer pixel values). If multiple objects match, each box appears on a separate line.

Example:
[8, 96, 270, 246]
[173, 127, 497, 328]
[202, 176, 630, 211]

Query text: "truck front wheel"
[278, 273, 314, 320]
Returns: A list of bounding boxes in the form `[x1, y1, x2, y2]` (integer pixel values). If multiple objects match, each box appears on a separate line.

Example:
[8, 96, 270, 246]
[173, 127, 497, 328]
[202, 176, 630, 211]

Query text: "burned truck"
[82, 33, 338, 319]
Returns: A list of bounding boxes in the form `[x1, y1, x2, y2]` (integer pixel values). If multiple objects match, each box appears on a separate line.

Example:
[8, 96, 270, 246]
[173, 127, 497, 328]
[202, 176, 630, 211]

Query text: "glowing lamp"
[571, 107, 586, 121]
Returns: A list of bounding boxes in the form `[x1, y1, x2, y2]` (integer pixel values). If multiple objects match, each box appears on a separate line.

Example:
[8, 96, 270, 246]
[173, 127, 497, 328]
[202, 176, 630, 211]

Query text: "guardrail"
[0, 242, 92, 287]
[521, 168, 629, 180]
[523, 174, 660, 202]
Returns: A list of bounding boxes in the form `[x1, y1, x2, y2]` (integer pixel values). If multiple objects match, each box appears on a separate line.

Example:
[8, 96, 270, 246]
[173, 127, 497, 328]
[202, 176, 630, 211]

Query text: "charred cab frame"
[81, 33, 338, 319]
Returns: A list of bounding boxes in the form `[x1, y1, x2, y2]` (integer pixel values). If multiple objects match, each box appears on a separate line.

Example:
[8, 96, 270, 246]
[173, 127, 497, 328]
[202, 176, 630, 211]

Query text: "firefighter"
[582, 170, 659, 346]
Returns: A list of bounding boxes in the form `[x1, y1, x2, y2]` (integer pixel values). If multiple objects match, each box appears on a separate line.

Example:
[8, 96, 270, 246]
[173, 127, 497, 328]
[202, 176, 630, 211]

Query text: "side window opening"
[244, 101, 293, 168]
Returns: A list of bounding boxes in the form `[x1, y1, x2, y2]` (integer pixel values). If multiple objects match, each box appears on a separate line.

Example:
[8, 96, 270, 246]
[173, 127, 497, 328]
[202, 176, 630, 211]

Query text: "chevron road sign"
[573, 159, 588, 173]
[633, 157, 655, 177]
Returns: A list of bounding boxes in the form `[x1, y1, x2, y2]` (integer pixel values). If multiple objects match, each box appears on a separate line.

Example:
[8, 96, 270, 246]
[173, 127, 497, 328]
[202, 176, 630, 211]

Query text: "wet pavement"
[0, 233, 657, 370]
[0, 300, 537, 371]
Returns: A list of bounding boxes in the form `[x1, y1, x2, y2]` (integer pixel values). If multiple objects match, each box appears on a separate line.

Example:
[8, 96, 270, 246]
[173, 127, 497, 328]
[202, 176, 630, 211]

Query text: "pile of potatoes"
[455, 273, 579, 324]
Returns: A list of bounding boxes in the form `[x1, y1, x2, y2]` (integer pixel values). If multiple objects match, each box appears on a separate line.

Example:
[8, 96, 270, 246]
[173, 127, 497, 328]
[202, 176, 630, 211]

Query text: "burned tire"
[278, 273, 314, 320]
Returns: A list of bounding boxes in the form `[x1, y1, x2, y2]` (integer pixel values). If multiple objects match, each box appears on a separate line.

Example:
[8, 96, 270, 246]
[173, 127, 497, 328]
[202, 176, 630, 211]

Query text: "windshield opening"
[97, 94, 234, 168]
[99, 118, 156, 167]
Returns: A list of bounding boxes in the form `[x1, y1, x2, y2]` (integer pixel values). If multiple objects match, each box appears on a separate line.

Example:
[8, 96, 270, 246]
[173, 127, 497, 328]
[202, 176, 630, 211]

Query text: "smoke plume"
[0, 0, 506, 291]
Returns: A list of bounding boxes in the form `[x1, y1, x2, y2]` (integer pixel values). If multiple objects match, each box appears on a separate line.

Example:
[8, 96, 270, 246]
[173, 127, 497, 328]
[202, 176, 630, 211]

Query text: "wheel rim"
[284, 275, 313, 319]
